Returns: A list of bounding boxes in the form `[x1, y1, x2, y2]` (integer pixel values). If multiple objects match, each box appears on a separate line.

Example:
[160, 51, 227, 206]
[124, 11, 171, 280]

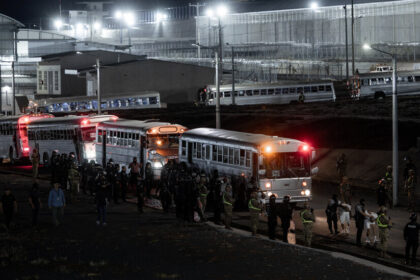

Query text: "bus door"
[252, 152, 258, 178]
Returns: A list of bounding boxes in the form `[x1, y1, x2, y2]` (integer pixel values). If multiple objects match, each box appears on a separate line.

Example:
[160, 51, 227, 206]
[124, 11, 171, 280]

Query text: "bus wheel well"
[374, 91, 385, 99]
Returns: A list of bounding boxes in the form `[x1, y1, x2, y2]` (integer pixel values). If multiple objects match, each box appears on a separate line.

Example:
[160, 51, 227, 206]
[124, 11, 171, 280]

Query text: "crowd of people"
[0, 150, 420, 266]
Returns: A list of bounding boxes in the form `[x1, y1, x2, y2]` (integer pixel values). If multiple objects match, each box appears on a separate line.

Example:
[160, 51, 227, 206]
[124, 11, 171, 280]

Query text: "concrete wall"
[94, 59, 215, 103]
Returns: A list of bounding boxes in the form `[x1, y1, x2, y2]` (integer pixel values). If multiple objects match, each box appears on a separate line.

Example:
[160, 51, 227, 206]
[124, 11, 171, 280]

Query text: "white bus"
[179, 128, 317, 204]
[0, 113, 53, 162]
[27, 115, 118, 163]
[95, 119, 186, 178]
[352, 71, 420, 99]
[206, 82, 336, 106]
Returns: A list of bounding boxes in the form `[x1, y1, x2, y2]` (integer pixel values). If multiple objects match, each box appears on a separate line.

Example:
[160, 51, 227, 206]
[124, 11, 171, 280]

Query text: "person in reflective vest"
[384, 165, 393, 209]
[223, 185, 235, 229]
[377, 206, 392, 258]
[249, 191, 262, 236]
[300, 202, 315, 247]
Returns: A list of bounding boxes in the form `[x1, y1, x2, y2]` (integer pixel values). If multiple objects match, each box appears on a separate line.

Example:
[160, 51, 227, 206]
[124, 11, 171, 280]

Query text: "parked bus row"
[0, 113, 316, 204]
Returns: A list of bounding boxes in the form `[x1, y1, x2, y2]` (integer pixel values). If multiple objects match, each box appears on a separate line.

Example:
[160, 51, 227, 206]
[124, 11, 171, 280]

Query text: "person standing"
[377, 179, 388, 207]
[325, 194, 340, 235]
[212, 174, 223, 225]
[404, 213, 420, 265]
[385, 165, 393, 209]
[129, 157, 141, 192]
[31, 148, 40, 180]
[267, 195, 278, 240]
[279, 195, 294, 242]
[339, 202, 351, 234]
[405, 169, 416, 211]
[67, 163, 80, 203]
[28, 183, 42, 228]
[223, 185, 235, 229]
[377, 206, 391, 258]
[300, 202, 315, 247]
[249, 191, 262, 236]
[355, 198, 368, 246]
[0, 187, 17, 229]
[95, 180, 109, 226]
[198, 175, 209, 213]
[339, 176, 352, 204]
[48, 183, 66, 227]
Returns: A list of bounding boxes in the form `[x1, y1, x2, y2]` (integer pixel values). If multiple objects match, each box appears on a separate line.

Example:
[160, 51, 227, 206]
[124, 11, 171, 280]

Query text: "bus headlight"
[304, 189, 311, 196]
[267, 192, 272, 196]
[265, 182, 271, 189]
[153, 162, 163, 169]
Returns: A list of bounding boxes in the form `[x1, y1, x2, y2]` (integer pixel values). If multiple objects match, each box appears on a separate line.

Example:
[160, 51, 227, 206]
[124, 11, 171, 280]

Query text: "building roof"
[40, 50, 144, 62]
[0, 13, 24, 28]
[28, 114, 116, 127]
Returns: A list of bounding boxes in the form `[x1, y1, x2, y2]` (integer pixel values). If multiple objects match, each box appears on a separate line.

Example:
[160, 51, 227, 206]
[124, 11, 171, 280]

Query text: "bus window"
[196, 143, 202, 159]
[370, 78, 377, 85]
[224, 91, 231, 98]
[234, 91, 238, 97]
[212, 145, 217, 161]
[289, 88, 296, 94]
[261, 89, 267, 95]
[318, 85, 325, 91]
[326, 85, 332, 92]
[240, 149, 245, 166]
[385, 77, 391, 84]
[304, 86, 310, 93]
[98, 130, 103, 143]
[297, 87, 303, 94]
[282, 88, 289, 94]
[210, 92, 215, 99]
[192, 142, 197, 158]
[311, 86, 318, 93]
[181, 141, 187, 156]
[234, 149, 239, 165]
[253, 90, 260, 96]
[246, 90, 252, 96]
[239, 91, 245, 96]
[246, 151, 251, 167]
[218, 145, 223, 162]
[205, 145, 210, 160]
[229, 147, 234, 164]
[408, 76, 414, 82]
[378, 78, 385, 84]
[268, 89, 274, 95]
[223, 146, 228, 163]
[275, 88, 282, 95]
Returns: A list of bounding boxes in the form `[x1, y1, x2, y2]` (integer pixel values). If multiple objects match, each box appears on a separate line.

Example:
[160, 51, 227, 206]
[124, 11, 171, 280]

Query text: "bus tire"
[374, 91, 385, 99]
[43, 152, 49, 165]
[9, 146, 15, 164]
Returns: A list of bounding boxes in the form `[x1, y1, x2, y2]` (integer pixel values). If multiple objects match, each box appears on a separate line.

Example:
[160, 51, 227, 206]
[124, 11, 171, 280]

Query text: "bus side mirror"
[311, 167, 319, 176]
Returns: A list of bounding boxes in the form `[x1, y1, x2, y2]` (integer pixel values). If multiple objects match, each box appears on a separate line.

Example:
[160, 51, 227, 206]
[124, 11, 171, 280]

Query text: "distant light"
[115, 11, 122, 19]
[310, 2, 319, 10]
[124, 12, 136, 26]
[2, 86, 11, 92]
[156, 12, 168, 22]
[76, 51, 82, 55]
[363, 43, 372, 50]
[54, 19, 63, 30]
[216, 4, 228, 16]
[264, 145, 272, 153]
[76, 23, 84, 32]
[206, 8, 214, 17]
[93, 21, 101, 31]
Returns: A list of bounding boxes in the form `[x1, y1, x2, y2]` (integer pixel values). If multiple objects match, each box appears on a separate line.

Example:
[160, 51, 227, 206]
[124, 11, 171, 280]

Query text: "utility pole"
[231, 46, 235, 105]
[96, 58, 101, 114]
[190, 3, 206, 59]
[344, 5, 349, 81]
[351, 0, 355, 75]
[391, 55, 398, 206]
[215, 51, 220, 129]
[12, 30, 17, 115]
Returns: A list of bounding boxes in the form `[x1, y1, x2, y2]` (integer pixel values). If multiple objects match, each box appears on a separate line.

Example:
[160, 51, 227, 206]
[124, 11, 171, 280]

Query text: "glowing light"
[81, 119, 90, 125]
[115, 11, 123, 19]
[267, 192, 273, 196]
[153, 162, 163, 168]
[265, 182, 271, 189]
[124, 12, 136, 26]
[23, 147, 30, 152]
[264, 145, 272, 153]
[363, 43, 371, 50]
[156, 12, 168, 22]
[310, 2, 319, 10]
[151, 128, 158, 134]
[206, 8, 214, 17]
[54, 19, 63, 30]
[156, 140, 162, 146]
[305, 189, 311, 196]
[301, 190, 305, 195]
[111, 116, 119, 121]
[216, 4, 228, 16]
[93, 21, 101, 31]
[302, 181, 307, 187]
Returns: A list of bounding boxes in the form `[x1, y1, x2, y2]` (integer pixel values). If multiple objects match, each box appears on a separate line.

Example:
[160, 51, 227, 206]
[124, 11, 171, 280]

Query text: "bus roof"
[357, 70, 420, 78]
[27, 114, 117, 127]
[98, 119, 186, 133]
[182, 128, 305, 151]
[208, 81, 334, 91]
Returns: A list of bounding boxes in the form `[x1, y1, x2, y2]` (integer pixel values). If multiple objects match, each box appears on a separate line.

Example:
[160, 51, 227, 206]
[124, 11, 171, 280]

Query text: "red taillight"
[299, 144, 310, 152]
[111, 116, 118, 121]
[23, 147, 30, 152]
[81, 119, 90, 125]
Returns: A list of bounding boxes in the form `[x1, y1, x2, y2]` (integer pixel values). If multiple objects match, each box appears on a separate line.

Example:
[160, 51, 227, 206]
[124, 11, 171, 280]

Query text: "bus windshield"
[260, 152, 310, 179]
[148, 134, 180, 150]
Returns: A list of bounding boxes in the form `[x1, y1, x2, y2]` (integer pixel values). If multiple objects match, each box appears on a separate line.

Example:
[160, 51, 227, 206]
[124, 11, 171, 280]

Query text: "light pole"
[96, 58, 101, 114]
[363, 44, 398, 206]
[344, 5, 349, 81]
[351, 0, 355, 75]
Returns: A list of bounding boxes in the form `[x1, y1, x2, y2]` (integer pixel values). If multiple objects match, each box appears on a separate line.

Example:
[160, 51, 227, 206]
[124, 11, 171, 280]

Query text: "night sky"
[0, 0, 386, 25]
